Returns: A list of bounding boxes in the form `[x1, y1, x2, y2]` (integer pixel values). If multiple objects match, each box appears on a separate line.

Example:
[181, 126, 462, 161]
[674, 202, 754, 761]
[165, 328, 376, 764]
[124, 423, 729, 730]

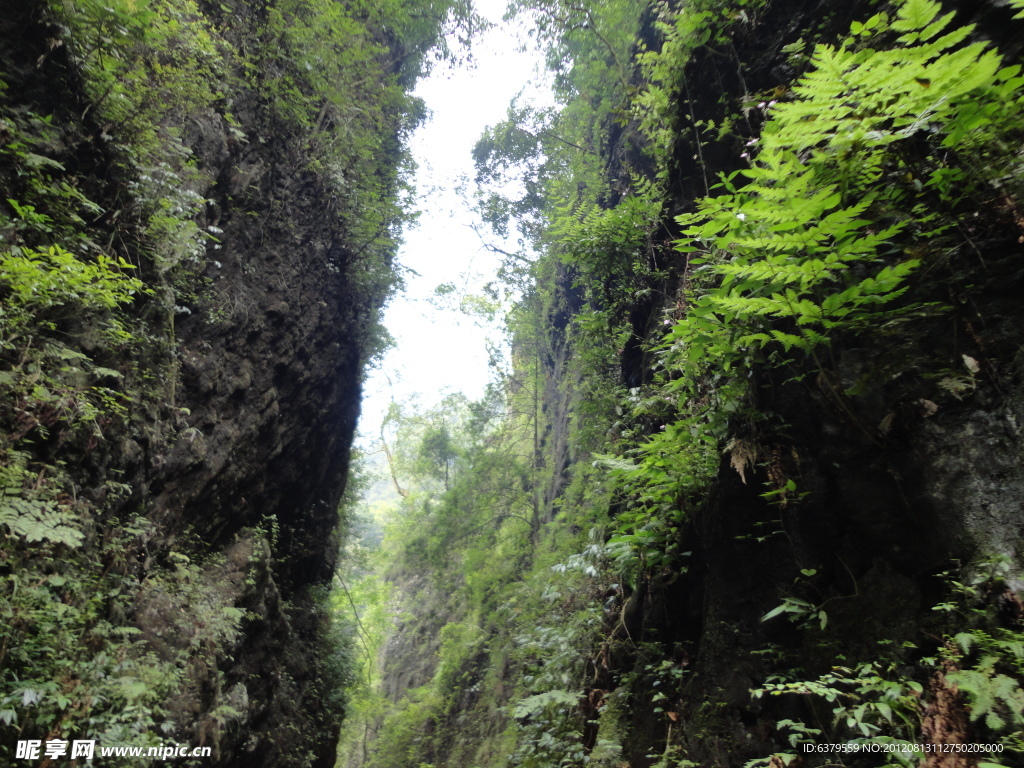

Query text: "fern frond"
[892, 0, 945, 39]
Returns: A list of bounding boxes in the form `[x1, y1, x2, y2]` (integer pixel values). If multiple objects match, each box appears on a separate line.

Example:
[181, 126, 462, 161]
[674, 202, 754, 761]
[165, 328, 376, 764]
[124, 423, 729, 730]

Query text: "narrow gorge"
[3, 1, 1024, 767]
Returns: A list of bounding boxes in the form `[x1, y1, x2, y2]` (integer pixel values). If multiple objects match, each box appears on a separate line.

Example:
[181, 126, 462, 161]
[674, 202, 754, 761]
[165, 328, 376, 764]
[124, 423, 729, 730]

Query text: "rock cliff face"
[590, 1, 1024, 763]
[0, 0, 406, 764]
[146, 90, 365, 767]
[617, 271, 1024, 765]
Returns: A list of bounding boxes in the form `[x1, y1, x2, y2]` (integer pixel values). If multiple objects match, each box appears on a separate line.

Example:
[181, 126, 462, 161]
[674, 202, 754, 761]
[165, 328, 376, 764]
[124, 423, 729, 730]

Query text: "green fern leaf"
[893, 0, 944, 37]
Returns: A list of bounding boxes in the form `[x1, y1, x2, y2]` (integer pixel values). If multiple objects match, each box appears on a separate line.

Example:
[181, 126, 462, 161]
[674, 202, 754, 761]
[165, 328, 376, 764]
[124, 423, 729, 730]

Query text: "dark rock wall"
[0, 0, 388, 764]
[596, 1, 1024, 764]
[152, 98, 363, 588]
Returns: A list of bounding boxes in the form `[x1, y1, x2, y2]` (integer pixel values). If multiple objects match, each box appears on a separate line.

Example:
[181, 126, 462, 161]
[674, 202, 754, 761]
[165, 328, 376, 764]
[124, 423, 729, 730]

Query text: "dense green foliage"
[608, 0, 1024, 576]
[5, 0, 1020, 762]
[1, 0, 474, 762]
[343, 0, 1024, 767]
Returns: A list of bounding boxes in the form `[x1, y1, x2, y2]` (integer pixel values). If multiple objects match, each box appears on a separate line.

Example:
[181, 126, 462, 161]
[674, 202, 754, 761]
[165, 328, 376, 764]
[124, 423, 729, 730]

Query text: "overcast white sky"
[357, 1, 549, 443]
